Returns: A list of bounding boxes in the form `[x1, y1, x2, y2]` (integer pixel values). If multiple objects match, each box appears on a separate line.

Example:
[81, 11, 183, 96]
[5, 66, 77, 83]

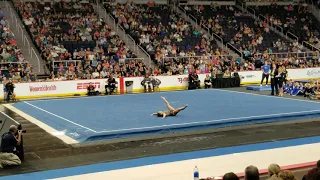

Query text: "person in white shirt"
[92, 69, 100, 79]
[100, 68, 108, 78]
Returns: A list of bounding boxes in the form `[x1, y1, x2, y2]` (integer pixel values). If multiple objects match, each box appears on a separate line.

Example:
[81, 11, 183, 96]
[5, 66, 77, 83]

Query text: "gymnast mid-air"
[151, 96, 188, 119]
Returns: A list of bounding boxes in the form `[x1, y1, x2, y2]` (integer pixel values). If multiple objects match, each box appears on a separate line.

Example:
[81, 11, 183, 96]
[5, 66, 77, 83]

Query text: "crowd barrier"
[1, 67, 320, 100]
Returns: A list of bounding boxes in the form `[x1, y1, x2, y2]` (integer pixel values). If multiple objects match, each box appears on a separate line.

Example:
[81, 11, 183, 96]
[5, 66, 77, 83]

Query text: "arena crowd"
[0, 8, 36, 83]
[201, 161, 320, 180]
[0, 0, 318, 87]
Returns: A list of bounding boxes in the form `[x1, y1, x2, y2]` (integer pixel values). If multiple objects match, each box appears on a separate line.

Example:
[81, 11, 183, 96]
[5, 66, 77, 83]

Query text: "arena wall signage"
[0, 68, 319, 100]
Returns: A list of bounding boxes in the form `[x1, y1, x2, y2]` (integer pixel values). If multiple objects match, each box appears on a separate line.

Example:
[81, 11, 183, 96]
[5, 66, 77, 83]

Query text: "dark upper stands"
[183, 5, 303, 56]
[249, 3, 320, 49]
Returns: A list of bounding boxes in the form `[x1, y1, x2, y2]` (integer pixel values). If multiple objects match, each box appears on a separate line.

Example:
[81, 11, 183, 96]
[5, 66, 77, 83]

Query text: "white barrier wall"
[1, 68, 320, 99]
[238, 68, 320, 83]
[0, 79, 114, 99]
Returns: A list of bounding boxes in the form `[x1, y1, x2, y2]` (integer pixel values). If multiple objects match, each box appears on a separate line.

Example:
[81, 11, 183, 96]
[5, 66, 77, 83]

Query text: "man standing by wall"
[260, 61, 270, 86]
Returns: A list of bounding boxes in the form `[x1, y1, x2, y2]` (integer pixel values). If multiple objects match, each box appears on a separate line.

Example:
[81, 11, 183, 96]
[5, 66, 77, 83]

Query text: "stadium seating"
[0, 8, 34, 81]
[249, 3, 320, 48]
[183, 5, 303, 55]
[13, 1, 142, 77]
[8, 1, 319, 79]
[106, 3, 223, 67]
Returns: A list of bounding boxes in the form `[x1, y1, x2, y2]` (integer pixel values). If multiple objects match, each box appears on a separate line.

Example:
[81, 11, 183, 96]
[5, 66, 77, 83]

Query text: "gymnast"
[151, 96, 188, 119]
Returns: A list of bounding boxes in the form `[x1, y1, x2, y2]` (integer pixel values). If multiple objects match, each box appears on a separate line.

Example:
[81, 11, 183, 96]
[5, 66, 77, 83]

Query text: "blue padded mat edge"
[246, 86, 271, 91]
[86, 110, 320, 141]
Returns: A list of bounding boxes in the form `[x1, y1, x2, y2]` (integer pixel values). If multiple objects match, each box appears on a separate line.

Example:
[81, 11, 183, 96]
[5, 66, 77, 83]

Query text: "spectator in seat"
[302, 160, 320, 180]
[188, 71, 201, 90]
[223, 172, 239, 180]
[303, 83, 315, 98]
[204, 74, 212, 89]
[304, 168, 320, 180]
[87, 82, 97, 96]
[267, 164, 281, 178]
[278, 170, 297, 180]
[105, 75, 116, 95]
[245, 165, 259, 180]
[141, 74, 153, 93]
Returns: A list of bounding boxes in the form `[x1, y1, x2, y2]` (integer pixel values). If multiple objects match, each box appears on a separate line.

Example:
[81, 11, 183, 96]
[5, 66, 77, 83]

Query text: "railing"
[226, 43, 243, 58]
[109, 13, 117, 31]
[257, 13, 284, 34]
[274, 24, 284, 34]
[188, 14, 198, 28]
[52, 60, 82, 69]
[31, 48, 41, 73]
[124, 58, 144, 62]
[117, 24, 127, 41]
[162, 55, 234, 65]
[302, 41, 320, 51]
[310, 1, 320, 21]
[247, 7, 256, 17]
[178, 6, 190, 21]
[162, 55, 209, 65]
[212, 33, 223, 45]
[254, 51, 319, 59]
[127, 35, 136, 51]
[258, 14, 266, 21]
[137, 45, 151, 67]
[286, 31, 298, 42]
[0, 62, 30, 65]
[23, 35, 31, 54]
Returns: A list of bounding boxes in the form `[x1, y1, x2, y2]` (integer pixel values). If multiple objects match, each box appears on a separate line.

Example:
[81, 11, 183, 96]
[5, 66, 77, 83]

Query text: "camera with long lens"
[17, 124, 26, 133]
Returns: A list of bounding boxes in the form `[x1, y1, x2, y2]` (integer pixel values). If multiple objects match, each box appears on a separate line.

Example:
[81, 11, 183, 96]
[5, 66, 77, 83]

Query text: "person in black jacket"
[270, 63, 279, 96]
[188, 71, 200, 90]
[105, 75, 116, 95]
[87, 83, 96, 96]
[5, 80, 16, 102]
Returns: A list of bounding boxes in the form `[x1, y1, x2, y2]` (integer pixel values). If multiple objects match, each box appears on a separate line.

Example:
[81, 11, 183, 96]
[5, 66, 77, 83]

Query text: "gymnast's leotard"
[157, 110, 177, 117]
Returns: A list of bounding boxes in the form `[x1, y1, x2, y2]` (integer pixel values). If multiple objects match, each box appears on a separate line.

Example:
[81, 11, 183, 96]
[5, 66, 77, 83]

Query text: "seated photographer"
[5, 80, 16, 102]
[141, 74, 154, 92]
[188, 71, 200, 90]
[105, 75, 117, 95]
[204, 74, 212, 89]
[0, 125, 22, 168]
[87, 82, 98, 96]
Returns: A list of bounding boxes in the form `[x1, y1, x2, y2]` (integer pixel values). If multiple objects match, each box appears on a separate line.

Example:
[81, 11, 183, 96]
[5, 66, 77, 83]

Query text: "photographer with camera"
[0, 125, 22, 168]
[5, 79, 16, 102]
[105, 75, 116, 95]
[87, 82, 98, 96]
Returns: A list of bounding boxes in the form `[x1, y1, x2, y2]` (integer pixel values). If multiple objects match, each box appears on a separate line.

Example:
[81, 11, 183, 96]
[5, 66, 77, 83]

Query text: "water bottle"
[194, 166, 199, 180]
